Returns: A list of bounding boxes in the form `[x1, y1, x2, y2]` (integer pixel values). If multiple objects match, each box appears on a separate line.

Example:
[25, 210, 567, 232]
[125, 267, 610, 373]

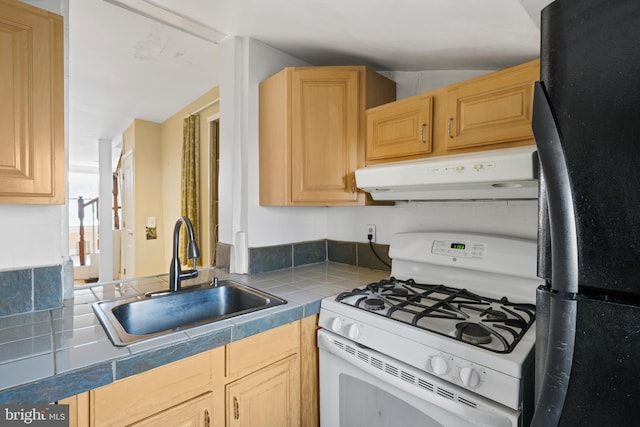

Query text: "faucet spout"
[169, 216, 200, 292]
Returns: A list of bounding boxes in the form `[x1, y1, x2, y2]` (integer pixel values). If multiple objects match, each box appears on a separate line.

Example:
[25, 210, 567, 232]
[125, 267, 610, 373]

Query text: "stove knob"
[330, 317, 342, 332]
[430, 356, 449, 375]
[346, 324, 360, 340]
[460, 367, 480, 388]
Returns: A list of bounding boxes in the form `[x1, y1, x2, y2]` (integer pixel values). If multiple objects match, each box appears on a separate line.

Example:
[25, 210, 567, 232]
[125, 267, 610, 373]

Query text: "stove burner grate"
[335, 277, 535, 354]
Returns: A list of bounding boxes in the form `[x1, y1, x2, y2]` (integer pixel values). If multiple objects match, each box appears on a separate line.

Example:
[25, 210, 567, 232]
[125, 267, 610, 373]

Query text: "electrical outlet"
[366, 224, 377, 242]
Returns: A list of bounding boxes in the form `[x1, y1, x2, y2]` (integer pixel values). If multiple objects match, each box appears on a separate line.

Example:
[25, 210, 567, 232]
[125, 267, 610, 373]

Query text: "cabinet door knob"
[447, 118, 454, 138]
[420, 123, 426, 143]
[352, 176, 356, 193]
[205, 409, 210, 427]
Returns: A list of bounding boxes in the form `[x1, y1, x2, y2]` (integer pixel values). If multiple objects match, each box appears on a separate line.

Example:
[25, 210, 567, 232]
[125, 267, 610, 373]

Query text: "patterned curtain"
[180, 114, 200, 265]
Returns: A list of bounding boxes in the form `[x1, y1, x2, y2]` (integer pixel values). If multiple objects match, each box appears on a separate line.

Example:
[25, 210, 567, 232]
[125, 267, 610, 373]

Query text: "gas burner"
[366, 280, 396, 293]
[456, 322, 492, 345]
[485, 309, 508, 321]
[385, 288, 410, 297]
[363, 298, 385, 311]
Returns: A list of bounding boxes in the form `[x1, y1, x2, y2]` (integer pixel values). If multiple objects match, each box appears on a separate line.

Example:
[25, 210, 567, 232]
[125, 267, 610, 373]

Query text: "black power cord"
[368, 233, 391, 269]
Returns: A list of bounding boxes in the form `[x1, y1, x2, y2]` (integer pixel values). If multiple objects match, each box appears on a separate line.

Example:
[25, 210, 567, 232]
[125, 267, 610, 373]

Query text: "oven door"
[318, 329, 519, 427]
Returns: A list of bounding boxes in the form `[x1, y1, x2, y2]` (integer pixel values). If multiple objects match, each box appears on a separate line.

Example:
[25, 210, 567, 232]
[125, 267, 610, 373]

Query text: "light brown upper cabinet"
[259, 66, 395, 206]
[0, 0, 64, 204]
[445, 59, 539, 151]
[366, 93, 433, 162]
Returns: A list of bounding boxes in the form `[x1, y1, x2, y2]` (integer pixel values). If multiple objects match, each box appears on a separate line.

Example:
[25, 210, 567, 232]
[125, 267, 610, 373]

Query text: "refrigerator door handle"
[530, 81, 579, 427]
[532, 81, 579, 295]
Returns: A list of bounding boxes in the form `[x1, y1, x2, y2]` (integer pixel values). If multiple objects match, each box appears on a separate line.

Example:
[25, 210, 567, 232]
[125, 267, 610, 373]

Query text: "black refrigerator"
[532, 0, 640, 426]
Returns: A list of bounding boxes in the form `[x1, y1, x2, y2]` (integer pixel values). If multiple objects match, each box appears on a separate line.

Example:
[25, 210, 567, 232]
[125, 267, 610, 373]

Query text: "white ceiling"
[69, 0, 549, 172]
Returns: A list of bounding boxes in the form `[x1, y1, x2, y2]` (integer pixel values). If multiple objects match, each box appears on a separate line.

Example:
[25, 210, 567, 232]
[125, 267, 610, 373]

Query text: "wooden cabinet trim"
[300, 315, 319, 427]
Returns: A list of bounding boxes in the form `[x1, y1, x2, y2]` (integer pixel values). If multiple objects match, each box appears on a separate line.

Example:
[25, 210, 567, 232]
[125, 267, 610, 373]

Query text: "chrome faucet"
[169, 216, 200, 292]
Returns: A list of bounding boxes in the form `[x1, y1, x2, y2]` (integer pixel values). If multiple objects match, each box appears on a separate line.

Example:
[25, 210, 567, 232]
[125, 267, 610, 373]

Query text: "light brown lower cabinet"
[66, 317, 318, 427]
[130, 392, 213, 427]
[226, 355, 300, 427]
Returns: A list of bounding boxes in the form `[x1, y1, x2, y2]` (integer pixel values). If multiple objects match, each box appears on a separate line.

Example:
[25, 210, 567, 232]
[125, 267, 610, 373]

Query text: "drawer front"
[226, 321, 300, 380]
[91, 350, 219, 426]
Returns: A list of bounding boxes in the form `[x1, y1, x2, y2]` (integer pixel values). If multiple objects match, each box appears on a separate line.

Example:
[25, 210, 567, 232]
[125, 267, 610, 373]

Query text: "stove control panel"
[324, 313, 490, 392]
[432, 239, 486, 259]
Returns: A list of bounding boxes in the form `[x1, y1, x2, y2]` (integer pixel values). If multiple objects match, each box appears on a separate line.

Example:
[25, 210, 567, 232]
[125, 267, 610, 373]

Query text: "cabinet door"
[445, 61, 538, 151]
[366, 93, 433, 162]
[290, 68, 360, 204]
[226, 355, 300, 427]
[0, 0, 64, 204]
[131, 393, 213, 427]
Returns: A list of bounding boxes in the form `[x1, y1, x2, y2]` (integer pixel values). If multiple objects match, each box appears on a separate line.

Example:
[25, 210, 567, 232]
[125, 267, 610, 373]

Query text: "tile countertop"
[0, 262, 388, 404]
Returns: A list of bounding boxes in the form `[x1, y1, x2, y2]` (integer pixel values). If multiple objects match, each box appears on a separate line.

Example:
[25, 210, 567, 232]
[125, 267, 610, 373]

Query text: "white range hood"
[356, 146, 538, 201]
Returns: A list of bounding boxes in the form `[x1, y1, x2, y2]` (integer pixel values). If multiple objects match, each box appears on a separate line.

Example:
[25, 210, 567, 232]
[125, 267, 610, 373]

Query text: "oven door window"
[340, 373, 449, 427]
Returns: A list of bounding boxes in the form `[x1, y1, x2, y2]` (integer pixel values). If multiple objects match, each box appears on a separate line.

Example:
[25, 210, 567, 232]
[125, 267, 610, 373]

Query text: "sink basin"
[93, 280, 287, 346]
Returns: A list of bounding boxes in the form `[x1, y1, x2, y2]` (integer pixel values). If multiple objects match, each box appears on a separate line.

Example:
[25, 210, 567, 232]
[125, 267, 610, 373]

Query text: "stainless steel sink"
[93, 280, 287, 346]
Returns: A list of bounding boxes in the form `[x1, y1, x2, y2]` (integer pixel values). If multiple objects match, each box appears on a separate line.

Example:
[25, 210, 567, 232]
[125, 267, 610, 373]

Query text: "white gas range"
[318, 232, 541, 427]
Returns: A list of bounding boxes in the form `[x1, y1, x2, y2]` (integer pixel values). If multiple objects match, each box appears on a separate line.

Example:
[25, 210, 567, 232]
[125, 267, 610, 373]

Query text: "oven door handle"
[318, 330, 514, 427]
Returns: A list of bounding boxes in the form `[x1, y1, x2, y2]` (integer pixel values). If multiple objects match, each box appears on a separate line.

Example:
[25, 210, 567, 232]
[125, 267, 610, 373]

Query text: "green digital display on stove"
[450, 243, 466, 250]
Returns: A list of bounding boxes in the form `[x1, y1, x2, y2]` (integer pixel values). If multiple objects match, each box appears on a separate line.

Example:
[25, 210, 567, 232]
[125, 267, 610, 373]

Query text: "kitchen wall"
[216, 37, 538, 274]
[387, 69, 494, 99]
[117, 88, 220, 278]
[122, 119, 165, 277]
[160, 87, 220, 268]
[327, 201, 538, 244]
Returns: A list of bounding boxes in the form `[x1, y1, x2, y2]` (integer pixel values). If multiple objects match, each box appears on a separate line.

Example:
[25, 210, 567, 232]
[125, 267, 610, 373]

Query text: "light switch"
[147, 216, 156, 228]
